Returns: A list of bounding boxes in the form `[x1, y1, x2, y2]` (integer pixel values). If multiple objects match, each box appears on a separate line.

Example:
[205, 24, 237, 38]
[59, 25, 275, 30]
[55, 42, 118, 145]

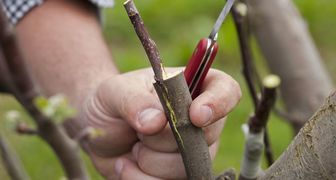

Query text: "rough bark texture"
[245, 0, 334, 133]
[259, 91, 336, 179]
[154, 73, 214, 180]
[0, 135, 29, 180]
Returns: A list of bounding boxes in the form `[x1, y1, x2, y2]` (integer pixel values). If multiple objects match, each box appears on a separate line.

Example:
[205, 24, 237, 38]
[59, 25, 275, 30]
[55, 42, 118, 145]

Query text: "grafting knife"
[184, 0, 235, 99]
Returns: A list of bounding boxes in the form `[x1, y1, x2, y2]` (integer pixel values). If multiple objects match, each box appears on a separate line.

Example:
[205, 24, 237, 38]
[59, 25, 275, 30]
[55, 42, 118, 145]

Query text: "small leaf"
[34, 96, 49, 110]
[33, 94, 77, 124]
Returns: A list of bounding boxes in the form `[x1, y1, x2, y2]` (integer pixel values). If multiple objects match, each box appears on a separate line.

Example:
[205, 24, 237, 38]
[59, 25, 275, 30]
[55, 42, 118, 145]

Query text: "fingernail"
[199, 105, 213, 126]
[114, 159, 123, 175]
[139, 108, 162, 127]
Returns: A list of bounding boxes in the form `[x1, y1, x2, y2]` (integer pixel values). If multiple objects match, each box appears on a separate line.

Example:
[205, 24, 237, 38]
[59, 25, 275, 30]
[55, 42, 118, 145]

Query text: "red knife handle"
[184, 38, 218, 99]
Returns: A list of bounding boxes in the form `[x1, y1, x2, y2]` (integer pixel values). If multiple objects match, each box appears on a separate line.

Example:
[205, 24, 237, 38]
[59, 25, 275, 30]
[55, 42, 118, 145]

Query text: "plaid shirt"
[2, 0, 114, 24]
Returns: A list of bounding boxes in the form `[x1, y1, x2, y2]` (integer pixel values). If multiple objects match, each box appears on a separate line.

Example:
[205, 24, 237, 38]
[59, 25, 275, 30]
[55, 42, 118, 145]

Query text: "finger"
[190, 69, 241, 127]
[138, 123, 178, 152]
[95, 72, 167, 135]
[115, 158, 161, 180]
[203, 117, 225, 146]
[139, 117, 225, 152]
[132, 142, 219, 179]
[133, 142, 186, 179]
[88, 152, 132, 179]
[83, 93, 138, 157]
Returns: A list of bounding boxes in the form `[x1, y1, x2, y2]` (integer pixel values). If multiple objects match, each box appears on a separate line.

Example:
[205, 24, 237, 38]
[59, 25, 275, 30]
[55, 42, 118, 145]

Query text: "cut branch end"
[263, 75, 281, 89]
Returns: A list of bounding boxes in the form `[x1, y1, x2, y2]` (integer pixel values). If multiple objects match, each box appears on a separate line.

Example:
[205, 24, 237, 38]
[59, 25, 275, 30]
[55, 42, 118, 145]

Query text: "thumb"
[95, 74, 167, 135]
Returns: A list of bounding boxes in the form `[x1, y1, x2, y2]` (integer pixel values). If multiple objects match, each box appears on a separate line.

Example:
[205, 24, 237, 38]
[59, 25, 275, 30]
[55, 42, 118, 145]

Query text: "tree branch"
[259, 91, 336, 179]
[0, 134, 29, 180]
[249, 76, 279, 133]
[154, 73, 214, 179]
[0, 4, 88, 179]
[15, 122, 38, 135]
[232, 2, 274, 166]
[124, 0, 164, 82]
[245, 0, 334, 134]
[239, 75, 280, 180]
[124, 1, 214, 179]
[231, 3, 259, 108]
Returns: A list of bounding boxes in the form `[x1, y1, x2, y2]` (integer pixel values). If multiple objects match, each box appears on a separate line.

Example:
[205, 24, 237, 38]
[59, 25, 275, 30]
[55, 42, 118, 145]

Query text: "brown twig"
[15, 122, 38, 135]
[248, 76, 279, 133]
[0, 4, 88, 179]
[124, 0, 164, 82]
[231, 3, 274, 166]
[0, 134, 29, 180]
[231, 3, 258, 108]
[239, 75, 280, 180]
[124, 1, 214, 179]
[263, 129, 274, 164]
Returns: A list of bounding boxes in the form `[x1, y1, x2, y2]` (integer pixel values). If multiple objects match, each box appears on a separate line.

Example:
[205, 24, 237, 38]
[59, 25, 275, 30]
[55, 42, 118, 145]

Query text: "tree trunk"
[245, 0, 334, 133]
[259, 91, 336, 179]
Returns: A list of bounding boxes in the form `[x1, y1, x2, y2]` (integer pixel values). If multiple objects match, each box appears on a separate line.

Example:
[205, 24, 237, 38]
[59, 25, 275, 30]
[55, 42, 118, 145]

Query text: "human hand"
[80, 67, 241, 179]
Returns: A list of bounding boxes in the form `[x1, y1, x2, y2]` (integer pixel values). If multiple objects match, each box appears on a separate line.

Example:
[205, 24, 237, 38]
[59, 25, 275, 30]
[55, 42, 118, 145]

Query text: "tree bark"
[259, 91, 336, 179]
[154, 73, 214, 180]
[245, 0, 334, 133]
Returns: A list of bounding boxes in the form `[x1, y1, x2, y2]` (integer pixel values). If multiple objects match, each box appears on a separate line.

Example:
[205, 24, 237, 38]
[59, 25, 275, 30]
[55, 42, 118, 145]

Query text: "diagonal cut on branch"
[124, 1, 214, 179]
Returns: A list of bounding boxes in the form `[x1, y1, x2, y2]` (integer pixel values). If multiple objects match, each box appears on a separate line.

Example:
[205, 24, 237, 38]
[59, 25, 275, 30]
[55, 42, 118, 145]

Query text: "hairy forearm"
[15, 0, 118, 109]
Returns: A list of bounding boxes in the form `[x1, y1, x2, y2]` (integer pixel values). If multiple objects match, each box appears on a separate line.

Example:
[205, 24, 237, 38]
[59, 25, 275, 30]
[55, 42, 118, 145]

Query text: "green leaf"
[34, 96, 49, 111]
[33, 94, 77, 124]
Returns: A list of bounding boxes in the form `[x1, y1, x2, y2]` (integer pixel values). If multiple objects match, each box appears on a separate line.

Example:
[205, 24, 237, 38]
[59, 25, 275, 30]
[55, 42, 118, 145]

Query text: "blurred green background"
[0, 0, 335, 179]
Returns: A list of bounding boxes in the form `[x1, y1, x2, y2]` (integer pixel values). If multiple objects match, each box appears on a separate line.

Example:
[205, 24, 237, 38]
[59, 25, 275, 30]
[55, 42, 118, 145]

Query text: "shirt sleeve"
[2, 0, 114, 25]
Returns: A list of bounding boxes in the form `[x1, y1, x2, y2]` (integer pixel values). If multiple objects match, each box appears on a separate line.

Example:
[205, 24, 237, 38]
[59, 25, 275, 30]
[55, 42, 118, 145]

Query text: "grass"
[0, 0, 335, 179]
